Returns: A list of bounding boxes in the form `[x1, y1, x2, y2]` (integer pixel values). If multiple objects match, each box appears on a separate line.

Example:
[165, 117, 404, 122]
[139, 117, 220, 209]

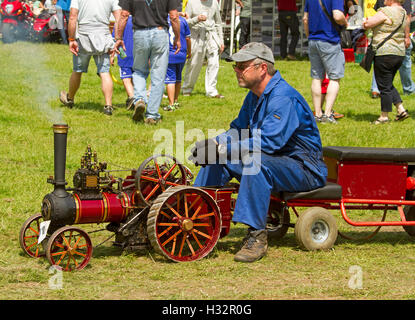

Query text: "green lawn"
[1, 42, 415, 300]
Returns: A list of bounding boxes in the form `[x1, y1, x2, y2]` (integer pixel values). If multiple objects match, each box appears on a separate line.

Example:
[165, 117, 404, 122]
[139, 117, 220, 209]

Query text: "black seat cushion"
[323, 146, 415, 162]
[279, 182, 342, 201]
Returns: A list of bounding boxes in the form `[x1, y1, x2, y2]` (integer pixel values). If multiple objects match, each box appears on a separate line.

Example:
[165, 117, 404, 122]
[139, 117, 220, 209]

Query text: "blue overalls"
[193, 71, 328, 230]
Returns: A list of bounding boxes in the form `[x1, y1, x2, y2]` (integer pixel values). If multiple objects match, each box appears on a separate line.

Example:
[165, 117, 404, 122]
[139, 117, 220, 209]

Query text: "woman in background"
[363, 0, 409, 124]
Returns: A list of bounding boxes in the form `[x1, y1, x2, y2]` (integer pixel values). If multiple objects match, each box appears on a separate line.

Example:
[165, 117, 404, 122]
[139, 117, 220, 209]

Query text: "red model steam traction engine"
[19, 124, 415, 271]
[19, 124, 234, 270]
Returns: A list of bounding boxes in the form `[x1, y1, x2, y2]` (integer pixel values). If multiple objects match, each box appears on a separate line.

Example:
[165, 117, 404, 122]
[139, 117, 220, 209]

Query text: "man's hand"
[405, 36, 411, 49]
[186, 37, 191, 59]
[69, 39, 79, 56]
[114, 9, 129, 54]
[113, 39, 125, 55]
[68, 7, 79, 55]
[179, 11, 189, 19]
[173, 37, 181, 55]
[109, 49, 115, 65]
[198, 14, 207, 22]
[219, 44, 224, 54]
[188, 138, 219, 167]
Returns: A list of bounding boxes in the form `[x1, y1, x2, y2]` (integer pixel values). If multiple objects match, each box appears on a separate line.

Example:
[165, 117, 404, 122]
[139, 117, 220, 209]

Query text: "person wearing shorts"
[163, 14, 191, 111]
[303, 0, 347, 124]
[59, 0, 121, 116]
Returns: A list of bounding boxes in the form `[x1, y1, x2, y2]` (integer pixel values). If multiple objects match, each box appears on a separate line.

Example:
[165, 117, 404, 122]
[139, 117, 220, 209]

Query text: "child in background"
[163, 13, 191, 111]
[112, 16, 135, 110]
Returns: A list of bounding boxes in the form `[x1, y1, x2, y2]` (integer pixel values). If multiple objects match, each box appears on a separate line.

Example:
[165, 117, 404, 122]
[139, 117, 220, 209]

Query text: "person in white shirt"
[182, 0, 225, 98]
[59, 0, 120, 116]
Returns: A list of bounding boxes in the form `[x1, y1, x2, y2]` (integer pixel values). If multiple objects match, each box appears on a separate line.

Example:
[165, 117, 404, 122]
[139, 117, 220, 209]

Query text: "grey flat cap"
[230, 42, 275, 64]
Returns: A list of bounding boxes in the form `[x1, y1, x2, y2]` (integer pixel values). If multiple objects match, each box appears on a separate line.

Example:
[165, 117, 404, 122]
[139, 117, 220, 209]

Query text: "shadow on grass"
[215, 227, 299, 255]
[72, 101, 106, 113]
[216, 227, 415, 255]
[343, 111, 378, 122]
[343, 110, 415, 123]
[179, 90, 207, 98]
[92, 244, 124, 259]
[336, 230, 415, 246]
[85, 226, 415, 263]
[91, 241, 181, 264]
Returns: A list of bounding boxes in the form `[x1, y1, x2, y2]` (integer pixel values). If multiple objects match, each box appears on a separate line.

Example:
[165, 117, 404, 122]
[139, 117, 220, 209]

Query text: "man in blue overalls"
[189, 42, 327, 262]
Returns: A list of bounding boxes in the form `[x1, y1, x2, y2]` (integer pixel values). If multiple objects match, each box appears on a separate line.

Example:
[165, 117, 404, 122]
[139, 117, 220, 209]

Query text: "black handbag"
[318, 0, 352, 48]
[359, 44, 375, 72]
[339, 28, 353, 49]
[360, 13, 405, 73]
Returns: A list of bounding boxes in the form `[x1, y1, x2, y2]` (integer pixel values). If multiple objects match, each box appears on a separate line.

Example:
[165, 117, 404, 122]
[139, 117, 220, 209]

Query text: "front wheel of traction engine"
[294, 207, 338, 251]
[46, 226, 93, 271]
[147, 186, 222, 262]
[19, 213, 46, 258]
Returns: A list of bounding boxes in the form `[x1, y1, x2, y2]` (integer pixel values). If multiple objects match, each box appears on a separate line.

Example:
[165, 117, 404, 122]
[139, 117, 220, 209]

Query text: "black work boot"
[234, 228, 268, 263]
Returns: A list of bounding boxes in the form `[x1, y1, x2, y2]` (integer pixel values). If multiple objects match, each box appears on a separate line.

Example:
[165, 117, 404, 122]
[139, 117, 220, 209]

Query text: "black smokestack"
[52, 124, 69, 195]
[41, 123, 75, 228]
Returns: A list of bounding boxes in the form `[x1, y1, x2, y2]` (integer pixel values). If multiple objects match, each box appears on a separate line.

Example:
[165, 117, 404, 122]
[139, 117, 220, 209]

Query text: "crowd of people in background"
[2, 0, 409, 126]
[4, 0, 71, 43]
[54, 0, 304, 124]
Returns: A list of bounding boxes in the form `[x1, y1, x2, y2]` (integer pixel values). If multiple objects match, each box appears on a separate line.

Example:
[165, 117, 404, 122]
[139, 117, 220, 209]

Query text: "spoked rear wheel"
[46, 226, 93, 271]
[135, 154, 187, 207]
[19, 213, 45, 258]
[147, 186, 222, 262]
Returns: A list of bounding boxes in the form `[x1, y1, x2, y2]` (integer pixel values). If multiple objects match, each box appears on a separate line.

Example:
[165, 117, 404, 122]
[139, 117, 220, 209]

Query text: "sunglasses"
[232, 63, 263, 72]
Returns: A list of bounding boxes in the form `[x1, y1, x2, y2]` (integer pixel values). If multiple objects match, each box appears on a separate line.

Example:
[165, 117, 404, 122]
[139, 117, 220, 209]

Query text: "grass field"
[1, 41, 415, 300]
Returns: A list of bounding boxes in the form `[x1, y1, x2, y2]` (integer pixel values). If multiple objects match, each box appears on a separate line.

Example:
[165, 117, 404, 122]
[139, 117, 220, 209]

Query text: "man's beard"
[237, 76, 257, 89]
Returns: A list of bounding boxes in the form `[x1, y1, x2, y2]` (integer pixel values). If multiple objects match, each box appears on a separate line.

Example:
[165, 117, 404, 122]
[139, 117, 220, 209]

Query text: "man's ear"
[259, 63, 268, 76]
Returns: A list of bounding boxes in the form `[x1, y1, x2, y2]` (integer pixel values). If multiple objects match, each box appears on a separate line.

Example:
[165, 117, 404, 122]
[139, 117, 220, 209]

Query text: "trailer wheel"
[295, 207, 338, 251]
[46, 226, 93, 271]
[403, 206, 415, 236]
[19, 213, 46, 258]
[147, 186, 221, 262]
[266, 202, 290, 240]
[135, 154, 187, 207]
